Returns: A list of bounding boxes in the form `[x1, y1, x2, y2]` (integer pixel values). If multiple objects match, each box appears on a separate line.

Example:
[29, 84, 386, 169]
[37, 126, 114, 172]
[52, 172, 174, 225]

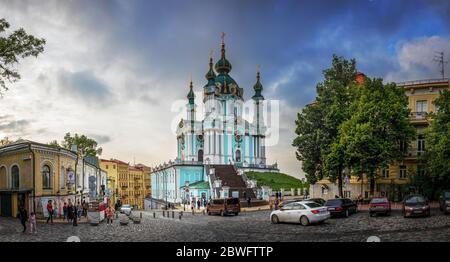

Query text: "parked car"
[402, 195, 430, 218]
[369, 197, 391, 217]
[270, 201, 330, 226]
[207, 197, 240, 216]
[324, 198, 357, 217]
[278, 198, 304, 208]
[307, 198, 326, 206]
[119, 204, 132, 215]
[439, 190, 450, 214]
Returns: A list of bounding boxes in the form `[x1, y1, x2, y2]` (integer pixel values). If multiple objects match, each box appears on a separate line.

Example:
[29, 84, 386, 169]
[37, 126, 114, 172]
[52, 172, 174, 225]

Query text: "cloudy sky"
[0, 0, 449, 178]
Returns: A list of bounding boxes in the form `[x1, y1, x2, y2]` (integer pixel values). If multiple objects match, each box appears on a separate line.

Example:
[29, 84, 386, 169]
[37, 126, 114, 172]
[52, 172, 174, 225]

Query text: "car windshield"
[325, 199, 342, 206]
[371, 198, 388, 203]
[405, 196, 425, 204]
[122, 205, 130, 208]
[304, 202, 322, 208]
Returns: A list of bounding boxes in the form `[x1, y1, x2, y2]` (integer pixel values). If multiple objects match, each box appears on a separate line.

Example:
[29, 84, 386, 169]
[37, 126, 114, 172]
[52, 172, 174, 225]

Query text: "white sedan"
[270, 201, 330, 226]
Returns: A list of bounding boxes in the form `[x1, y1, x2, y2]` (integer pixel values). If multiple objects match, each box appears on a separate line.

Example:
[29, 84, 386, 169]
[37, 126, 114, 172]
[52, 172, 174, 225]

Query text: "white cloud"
[385, 36, 450, 82]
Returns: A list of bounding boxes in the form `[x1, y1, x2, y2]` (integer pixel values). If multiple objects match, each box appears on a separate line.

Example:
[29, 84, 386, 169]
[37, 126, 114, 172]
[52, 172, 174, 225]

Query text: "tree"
[48, 140, 60, 148]
[0, 18, 46, 95]
[61, 133, 102, 157]
[422, 89, 450, 198]
[293, 55, 357, 197]
[0, 136, 13, 146]
[337, 78, 415, 195]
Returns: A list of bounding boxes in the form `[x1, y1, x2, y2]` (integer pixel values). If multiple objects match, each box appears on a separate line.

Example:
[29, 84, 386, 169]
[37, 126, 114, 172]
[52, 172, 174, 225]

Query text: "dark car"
[307, 198, 326, 206]
[324, 198, 357, 217]
[439, 190, 450, 214]
[207, 198, 240, 216]
[402, 195, 430, 218]
[369, 197, 391, 217]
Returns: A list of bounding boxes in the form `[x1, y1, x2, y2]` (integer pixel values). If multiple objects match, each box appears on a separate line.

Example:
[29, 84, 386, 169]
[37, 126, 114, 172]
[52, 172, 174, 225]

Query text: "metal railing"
[410, 112, 428, 121]
[397, 78, 450, 86]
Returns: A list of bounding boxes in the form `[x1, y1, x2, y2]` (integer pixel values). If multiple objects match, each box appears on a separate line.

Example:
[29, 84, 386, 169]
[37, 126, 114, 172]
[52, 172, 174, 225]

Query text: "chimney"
[356, 72, 366, 85]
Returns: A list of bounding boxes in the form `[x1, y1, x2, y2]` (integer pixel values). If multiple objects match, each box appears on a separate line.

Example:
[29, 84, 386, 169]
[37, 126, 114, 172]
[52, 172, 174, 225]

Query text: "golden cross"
[209, 49, 213, 59]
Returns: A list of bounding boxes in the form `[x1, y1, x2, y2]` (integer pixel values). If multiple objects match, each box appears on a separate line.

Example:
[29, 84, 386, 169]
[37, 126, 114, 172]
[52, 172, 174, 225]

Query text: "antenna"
[433, 51, 449, 79]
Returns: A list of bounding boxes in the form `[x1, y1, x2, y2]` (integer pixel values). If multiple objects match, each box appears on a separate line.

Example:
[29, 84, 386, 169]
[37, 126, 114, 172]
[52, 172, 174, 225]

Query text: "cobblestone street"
[1, 208, 449, 242]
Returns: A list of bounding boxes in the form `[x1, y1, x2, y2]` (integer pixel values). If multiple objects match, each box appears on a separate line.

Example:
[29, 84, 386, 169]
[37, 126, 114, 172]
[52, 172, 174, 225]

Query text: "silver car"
[120, 204, 132, 215]
[270, 201, 330, 226]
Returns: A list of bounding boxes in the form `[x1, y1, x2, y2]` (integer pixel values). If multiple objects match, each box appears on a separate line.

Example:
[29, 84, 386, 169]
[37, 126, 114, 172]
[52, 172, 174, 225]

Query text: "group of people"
[46, 199, 88, 226]
[18, 206, 36, 234]
[190, 198, 208, 210]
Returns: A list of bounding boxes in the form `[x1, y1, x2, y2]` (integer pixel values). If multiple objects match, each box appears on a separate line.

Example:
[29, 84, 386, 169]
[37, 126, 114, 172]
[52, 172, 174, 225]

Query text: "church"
[150, 34, 279, 208]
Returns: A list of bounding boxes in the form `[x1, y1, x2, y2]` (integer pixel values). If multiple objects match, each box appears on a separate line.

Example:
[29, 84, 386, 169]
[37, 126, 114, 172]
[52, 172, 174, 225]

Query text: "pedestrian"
[63, 202, 68, 222]
[197, 199, 201, 210]
[106, 205, 115, 225]
[67, 200, 74, 223]
[83, 201, 88, 217]
[247, 197, 251, 208]
[29, 212, 37, 234]
[72, 204, 78, 226]
[46, 200, 54, 224]
[18, 206, 28, 233]
[77, 201, 82, 219]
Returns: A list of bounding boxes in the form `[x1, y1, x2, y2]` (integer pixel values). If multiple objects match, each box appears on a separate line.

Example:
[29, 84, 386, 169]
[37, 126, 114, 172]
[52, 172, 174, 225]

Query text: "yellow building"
[310, 78, 450, 201]
[0, 140, 78, 218]
[100, 159, 120, 205]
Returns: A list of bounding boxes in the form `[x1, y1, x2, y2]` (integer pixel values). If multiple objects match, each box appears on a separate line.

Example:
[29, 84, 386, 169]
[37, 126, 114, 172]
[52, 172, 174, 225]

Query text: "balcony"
[403, 149, 425, 160]
[409, 112, 429, 125]
[121, 186, 128, 189]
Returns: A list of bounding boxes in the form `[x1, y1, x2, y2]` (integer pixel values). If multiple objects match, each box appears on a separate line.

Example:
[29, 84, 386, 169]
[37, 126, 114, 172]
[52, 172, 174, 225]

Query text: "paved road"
[0, 209, 449, 242]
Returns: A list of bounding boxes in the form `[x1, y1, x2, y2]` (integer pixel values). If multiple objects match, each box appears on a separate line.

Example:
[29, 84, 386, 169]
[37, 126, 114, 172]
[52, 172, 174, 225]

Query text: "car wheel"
[207, 211, 211, 216]
[345, 209, 349, 218]
[300, 216, 309, 226]
[271, 215, 279, 224]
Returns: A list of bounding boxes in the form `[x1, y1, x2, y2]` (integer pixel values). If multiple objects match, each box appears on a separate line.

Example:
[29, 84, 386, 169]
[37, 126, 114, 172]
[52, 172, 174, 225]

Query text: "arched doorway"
[198, 149, 204, 162]
[0, 166, 6, 188]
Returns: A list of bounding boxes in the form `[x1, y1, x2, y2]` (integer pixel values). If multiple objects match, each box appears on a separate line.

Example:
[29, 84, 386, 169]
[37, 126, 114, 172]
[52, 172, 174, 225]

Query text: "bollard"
[180, 211, 183, 216]
[179, 213, 182, 220]
[172, 211, 174, 219]
[203, 210, 206, 215]
[162, 210, 165, 217]
[140, 212, 142, 219]
[153, 212, 156, 218]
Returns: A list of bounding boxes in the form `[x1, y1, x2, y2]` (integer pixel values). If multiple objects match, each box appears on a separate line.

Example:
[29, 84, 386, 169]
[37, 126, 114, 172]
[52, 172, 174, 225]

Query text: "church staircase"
[209, 164, 256, 199]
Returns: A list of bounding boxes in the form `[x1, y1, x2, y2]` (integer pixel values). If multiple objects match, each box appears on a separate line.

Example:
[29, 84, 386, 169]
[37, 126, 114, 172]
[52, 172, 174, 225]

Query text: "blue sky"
[0, 0, 449, 178]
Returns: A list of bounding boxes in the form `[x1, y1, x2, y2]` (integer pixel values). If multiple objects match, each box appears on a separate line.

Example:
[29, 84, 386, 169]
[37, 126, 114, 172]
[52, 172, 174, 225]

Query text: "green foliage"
[422, 90, 450, 195]
[337, 78, 415, 193]
[293, 55, 356, 196]
[245, 171, 306, 191]
[61, 132, 102, 157]
[0, 18, 46, 94]
[47, 140, 60, 148]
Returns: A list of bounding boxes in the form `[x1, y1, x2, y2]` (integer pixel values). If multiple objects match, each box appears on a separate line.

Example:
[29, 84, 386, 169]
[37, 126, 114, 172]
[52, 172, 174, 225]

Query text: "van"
[207, 197, 241, 216]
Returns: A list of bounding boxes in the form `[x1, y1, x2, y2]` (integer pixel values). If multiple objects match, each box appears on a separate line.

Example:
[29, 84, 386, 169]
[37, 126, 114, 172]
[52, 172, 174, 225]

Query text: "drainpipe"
[28, 143, 36, 213]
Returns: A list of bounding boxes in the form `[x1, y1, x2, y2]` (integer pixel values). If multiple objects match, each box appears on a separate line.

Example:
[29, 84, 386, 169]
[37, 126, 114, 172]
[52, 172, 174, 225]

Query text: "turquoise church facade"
[151, 35, 279, 206]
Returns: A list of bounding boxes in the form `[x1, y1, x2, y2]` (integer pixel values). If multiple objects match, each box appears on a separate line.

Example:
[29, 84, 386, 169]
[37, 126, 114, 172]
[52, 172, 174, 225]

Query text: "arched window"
[198, 149, 204, 162]
[235, 150, 241, 163]
[0, 166, 6, 188]
[11, 165, 19, 189]
[42, 165, 51, 189]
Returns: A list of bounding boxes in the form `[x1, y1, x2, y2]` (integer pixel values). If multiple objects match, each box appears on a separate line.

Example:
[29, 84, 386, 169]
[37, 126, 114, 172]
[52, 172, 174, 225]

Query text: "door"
[0, 193, 12, 217]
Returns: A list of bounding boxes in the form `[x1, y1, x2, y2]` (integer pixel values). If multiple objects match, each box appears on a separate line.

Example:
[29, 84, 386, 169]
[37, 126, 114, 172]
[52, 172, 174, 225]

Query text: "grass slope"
[245, 171, 305, 191]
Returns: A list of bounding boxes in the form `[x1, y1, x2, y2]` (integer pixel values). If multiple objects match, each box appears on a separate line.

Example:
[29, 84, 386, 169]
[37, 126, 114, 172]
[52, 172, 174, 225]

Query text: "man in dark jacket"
[18, 206, 28, 233]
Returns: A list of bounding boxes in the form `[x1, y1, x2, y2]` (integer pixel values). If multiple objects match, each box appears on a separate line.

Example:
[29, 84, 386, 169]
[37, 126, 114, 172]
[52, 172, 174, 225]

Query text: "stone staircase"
[209, 164, 256, 199]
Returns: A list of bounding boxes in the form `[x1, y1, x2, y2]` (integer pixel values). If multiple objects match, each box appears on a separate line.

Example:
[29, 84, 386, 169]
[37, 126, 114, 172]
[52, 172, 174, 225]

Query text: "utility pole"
[433, 51, 449, 79]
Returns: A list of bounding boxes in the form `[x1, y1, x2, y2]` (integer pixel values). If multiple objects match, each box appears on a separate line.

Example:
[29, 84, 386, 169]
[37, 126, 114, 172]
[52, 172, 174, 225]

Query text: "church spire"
[187, 75, 195, 104]
[214, 32, 232, 74]
[252, 65, 264, 100]
[205, 49, 216, 81]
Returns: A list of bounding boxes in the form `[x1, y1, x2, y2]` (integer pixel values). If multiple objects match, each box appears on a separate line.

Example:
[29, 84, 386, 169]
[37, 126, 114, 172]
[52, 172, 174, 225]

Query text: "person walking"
[106, 205, 115, 225]
[76, 201, 82, 219]
[72, 204, 78, 226]
[247, 197, 251, 208]
[29, 212, 37, 234]
[67, 200, 74, 223]
[46, 200, 54, 224]
[18, 206, 28, 233]
[63, 202, 68, 222]
[197, 199, 201, 210]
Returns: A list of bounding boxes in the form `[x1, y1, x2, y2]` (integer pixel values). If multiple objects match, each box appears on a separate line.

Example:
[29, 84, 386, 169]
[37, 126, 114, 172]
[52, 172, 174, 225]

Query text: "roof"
[84, 155, 100, 168]
[0, 139, 77, 156]
[181, 181, 210, 189]
[100, 158, 129, 165]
